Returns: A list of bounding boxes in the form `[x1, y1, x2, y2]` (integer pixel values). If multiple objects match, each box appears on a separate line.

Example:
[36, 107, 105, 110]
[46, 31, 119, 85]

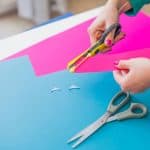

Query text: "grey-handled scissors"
[67, 91, 148, 148]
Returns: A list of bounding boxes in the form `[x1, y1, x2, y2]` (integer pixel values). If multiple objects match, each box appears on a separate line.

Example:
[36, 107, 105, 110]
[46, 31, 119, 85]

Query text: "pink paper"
[76, 48, 150, 73]
[7, 12, 150, 76]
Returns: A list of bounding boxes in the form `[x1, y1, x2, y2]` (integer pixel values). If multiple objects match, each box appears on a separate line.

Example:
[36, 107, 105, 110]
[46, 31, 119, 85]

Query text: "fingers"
[113, 70, 125, 85]
[104, 28, 116, 46]
[95, 30, 103, 42]
[89, 27, 125, 46]
[115, 60, 130, 70]
[113, 59, 147, 93]
[114, 58, 150, 93]
[114, 32, 126, 43]
[113, 60, 131, 92]
[104, 30, 125, 47]
[88, 23, 125, 47]
[88, 15, 122, 46]
[88, 27, 97, 45]
[113, 70, 131, 92]
[88, 21, 104, 45]
[104, 11, 119, 46]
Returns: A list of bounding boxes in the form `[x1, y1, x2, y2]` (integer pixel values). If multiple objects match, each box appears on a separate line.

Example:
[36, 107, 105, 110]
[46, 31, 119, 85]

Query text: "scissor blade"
[68, 114, 106, 143]
[72, 135, 87, 148]
[67, 122, 95, 144]
[72, 133, 92, 148]
[71, 119, 107, 148]
[67, 133, 83, 143]
[68, 112, 111, 148]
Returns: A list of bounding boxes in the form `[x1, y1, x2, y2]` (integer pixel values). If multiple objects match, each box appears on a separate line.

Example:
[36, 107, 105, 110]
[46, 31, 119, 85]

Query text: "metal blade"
[72, 135, 88, 148]
[107, 116, 117, 122]
[67, 133, 82, 144]
[68, 112, 111, 148]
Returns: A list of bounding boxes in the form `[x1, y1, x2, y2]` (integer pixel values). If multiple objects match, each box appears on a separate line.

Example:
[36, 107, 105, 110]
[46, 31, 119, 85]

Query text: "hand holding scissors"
[67, 23, 122, 72]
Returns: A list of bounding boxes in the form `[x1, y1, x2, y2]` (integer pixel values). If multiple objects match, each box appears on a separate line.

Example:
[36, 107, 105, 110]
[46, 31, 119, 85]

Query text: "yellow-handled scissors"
[67, 23, 121, 72]
[67, 91, 148, 148]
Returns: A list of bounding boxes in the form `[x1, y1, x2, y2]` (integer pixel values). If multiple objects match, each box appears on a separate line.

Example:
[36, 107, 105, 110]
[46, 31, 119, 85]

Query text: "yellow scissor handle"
[67, 43, 108, 72]
[88, 43, 108, 56]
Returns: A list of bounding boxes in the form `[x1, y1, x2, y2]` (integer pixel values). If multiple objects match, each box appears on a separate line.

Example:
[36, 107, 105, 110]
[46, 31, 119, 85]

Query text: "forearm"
[106, 0, 132, 13]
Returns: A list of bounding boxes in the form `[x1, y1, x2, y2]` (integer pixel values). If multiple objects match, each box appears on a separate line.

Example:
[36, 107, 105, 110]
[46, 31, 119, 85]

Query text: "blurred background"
[0, 0, 149, 39]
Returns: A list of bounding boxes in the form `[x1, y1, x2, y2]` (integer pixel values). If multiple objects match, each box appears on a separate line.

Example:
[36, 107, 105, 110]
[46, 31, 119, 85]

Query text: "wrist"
[106, 0, 120, 8]
[106, 0, 132, 14]
[119, 0, 132, 14]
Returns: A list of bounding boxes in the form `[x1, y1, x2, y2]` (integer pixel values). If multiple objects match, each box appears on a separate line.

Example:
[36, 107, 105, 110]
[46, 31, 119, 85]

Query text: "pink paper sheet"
[76, 48, 150, 73]
[8, 12, 150, 76]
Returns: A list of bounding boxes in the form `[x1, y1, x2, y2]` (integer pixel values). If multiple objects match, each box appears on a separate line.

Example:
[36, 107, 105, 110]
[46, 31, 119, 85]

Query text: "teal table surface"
[0, 56, 149, 150]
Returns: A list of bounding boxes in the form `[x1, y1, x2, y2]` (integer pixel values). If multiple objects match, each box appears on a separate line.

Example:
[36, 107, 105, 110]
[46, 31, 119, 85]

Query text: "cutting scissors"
[67, 23, 121, 72]
[67, 91, 147, 148]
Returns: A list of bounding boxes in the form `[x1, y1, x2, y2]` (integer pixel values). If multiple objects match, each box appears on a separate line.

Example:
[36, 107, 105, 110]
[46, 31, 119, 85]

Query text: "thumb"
[113, 70, 124, 85]
[117, 60, 130, 70]
[104, 20, 118, 46]
[104, 29, 115, 47]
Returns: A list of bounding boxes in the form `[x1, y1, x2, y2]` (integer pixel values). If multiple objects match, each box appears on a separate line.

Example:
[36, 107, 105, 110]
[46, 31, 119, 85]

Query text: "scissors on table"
[67, 23, 122, 72]
[67, 91, 148, 148]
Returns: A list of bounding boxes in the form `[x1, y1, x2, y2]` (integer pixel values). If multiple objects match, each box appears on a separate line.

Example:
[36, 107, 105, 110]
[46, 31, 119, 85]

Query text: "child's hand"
[88, 0, 124, 46]
[113, 58, 150, 93]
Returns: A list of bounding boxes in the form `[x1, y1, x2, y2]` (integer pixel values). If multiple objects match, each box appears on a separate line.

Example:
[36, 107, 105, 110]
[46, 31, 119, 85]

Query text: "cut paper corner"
[1, 55, 29, 66]
[0, 56, 37, 79]
[3, 49, 28, 62]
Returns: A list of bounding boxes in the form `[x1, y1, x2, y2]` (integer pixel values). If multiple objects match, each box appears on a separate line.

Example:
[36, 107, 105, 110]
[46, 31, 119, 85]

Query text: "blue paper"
[0, 56, 149, 150]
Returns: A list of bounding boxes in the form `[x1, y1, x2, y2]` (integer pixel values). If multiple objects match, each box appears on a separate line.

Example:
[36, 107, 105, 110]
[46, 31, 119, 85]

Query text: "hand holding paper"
[113, 57, 150, 93]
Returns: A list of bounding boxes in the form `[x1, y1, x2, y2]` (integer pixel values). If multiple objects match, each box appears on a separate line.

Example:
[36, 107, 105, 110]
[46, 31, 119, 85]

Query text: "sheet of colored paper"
[7, 12, 150, 76]
[76, 48, 150, 72]
[0, 56, 150, 150]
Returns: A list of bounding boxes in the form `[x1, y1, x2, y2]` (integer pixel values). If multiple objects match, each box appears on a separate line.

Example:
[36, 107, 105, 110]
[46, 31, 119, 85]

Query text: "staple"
[50, 87, 61, 93]
[68, 85, 80, 90]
